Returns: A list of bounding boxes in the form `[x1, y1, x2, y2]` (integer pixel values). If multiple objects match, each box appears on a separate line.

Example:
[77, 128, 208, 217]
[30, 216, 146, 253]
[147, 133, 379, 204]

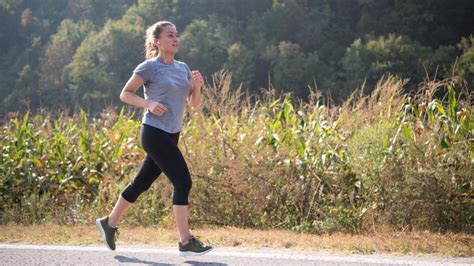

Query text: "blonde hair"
[145, 21, 175, 59]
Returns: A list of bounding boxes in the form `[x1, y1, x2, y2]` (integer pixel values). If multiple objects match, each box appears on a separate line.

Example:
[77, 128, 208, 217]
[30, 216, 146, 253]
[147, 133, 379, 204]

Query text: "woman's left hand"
[191, 70, 204, 90]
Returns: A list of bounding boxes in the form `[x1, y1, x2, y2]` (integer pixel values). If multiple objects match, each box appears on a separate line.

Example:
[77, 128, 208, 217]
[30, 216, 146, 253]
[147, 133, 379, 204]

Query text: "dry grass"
[0, 224, 472, 257]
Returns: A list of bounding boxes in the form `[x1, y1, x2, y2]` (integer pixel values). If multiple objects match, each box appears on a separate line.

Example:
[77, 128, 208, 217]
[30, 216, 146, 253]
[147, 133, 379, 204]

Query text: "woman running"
[96, 20, 213, 256]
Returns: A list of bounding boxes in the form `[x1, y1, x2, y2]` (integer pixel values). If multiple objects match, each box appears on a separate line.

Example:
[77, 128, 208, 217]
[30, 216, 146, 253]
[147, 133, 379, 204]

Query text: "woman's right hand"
[147, 100, 168, 116]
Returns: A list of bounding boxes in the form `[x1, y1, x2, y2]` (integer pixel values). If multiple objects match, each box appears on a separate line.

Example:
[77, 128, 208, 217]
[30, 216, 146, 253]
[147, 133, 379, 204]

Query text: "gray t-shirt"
[133, 58, 192, 133]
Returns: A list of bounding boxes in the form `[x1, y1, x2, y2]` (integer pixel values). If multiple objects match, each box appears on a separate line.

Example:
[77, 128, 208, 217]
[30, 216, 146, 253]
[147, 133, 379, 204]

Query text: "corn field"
[1, 72, 473, 233]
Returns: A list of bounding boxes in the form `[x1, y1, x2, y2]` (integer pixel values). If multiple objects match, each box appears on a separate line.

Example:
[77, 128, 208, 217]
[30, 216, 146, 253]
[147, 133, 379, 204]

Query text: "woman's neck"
[157, 53, 174, 64]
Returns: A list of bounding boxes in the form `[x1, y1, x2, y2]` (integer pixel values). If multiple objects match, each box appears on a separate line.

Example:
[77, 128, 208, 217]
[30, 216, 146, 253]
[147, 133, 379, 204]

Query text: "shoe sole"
[179, 247, 213, 257]
[95, 218, 114, 251]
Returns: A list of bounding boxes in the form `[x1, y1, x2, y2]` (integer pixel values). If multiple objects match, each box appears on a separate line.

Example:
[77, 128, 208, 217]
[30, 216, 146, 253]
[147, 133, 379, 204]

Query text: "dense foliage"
[1, 0, 473, 114]
[1, 73, 472, 233]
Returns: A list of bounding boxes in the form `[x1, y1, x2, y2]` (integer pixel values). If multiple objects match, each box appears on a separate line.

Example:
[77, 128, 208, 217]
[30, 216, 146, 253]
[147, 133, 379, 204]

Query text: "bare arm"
[188, 70, 203, 109]
[120, 74, 168, 116]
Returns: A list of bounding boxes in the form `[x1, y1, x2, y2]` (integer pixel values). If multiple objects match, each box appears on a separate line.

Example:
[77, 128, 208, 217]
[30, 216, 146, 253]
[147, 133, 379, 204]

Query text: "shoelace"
[191, 235, 205, 247]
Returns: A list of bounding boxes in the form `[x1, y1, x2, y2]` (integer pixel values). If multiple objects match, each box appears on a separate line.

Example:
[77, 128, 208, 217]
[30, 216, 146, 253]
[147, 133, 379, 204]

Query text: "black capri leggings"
[121, 124, 192, 205]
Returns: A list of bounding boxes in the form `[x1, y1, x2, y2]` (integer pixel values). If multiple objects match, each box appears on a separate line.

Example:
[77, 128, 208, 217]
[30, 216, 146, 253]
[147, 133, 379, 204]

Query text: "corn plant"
[1, 73, 472, 233]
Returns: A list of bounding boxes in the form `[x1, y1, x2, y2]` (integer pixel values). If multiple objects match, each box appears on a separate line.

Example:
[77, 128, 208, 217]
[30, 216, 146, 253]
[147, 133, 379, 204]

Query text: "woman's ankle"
[180, 234, 191, 245]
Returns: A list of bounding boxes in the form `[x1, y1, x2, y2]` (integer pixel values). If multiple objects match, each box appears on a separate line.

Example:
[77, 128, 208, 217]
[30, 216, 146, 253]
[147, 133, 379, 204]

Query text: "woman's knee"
[183, 176, 192, 190]
[121, 181, 153, 203]
[174, 176, 192, 194]
[172, 176, 192, 205]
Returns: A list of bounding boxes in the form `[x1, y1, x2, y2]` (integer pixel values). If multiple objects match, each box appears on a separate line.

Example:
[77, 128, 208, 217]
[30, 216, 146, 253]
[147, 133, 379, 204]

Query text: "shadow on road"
[114, 255, 228, 266]
[183, 261, 227, 266]
[114, 255, 174, 265]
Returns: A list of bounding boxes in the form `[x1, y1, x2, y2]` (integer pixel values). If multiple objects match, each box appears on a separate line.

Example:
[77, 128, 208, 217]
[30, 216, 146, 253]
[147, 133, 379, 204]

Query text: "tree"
[3, 64, 38, 112]
[429, 45, 458, 79]
[65, 0, 135, 25]
[355, 0, 474, 47]
[0, 0, 471, 114]
[264, 41, 321, 98]
[457, 35, 474, 86]
[341, 34, 433, 93]
[179, 18, 230, 78]
[260, 0, 330, 51]
[121, 0, 177, 27]
[226, 42, 257, 90]
[38, 19, 96, 107]
[67, 19, 143, 111]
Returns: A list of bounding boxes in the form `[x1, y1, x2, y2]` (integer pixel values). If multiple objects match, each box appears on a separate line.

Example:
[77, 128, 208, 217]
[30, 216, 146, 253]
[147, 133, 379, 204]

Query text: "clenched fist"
[147, 100, 168, 116]
[191, 70, 204, 90]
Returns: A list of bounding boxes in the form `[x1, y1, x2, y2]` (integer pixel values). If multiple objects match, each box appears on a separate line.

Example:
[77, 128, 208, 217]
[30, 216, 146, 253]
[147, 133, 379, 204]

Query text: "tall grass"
[1, 72, 472, 233]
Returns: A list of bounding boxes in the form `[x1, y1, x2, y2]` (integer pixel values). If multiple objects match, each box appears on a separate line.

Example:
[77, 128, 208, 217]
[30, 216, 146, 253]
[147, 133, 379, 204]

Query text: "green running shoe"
[95, 216, 118, 251]
[179, 235, 213, 256]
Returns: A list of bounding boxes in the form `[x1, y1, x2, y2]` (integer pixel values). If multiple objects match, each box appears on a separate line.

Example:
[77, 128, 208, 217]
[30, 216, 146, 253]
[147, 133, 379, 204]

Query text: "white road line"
[0, 244, 470, 265]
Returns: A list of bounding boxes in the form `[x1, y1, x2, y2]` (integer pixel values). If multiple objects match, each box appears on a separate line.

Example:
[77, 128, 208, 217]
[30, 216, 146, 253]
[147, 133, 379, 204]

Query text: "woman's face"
[156, 25, 180, 54]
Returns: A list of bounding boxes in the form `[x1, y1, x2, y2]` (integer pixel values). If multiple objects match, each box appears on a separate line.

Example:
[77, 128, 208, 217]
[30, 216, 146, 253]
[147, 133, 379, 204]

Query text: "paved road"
[0, 244, 472, 265]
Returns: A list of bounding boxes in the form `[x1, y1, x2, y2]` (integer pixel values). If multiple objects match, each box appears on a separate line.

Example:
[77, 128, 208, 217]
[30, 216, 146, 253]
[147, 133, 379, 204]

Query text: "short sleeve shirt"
[133, 58, 192, 133]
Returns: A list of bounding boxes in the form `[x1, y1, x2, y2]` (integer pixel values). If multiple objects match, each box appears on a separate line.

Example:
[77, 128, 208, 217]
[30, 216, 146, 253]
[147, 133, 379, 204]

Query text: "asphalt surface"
[0, 243, 472, 265]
